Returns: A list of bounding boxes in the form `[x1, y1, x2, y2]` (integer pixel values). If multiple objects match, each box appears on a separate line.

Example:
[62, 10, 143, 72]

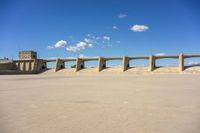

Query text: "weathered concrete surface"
[149, 55, 155, 72]
[179, 54, 184, 72]
[0, 59, 47, 74]
[76, 58, 84, 72]
[122, 56, 129, 71]
[1, 54, 200, 74]
[0, 62, 16, 70]
[0, 73, 200, 133]
[55, 59, 65, 72]
[98, 57, 106, 72]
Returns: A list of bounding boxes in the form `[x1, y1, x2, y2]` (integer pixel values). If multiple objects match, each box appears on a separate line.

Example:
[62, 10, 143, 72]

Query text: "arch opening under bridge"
[46, 61, 56, 69]
[129, 59, 149, 68]
[105, 59, 122, 68]
[84, 60, 98, 68]
[98, 57, 123, 72]
[155, 58, 179, 68]
[184, 56, 200, 69]
[64, 61, 76, 68]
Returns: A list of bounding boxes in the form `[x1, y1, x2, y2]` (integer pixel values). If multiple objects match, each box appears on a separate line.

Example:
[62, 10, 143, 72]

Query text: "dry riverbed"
[0, 72, 200, 133]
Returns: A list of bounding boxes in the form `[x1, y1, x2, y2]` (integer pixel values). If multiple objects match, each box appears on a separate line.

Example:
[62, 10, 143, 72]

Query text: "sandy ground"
[0, 72, 200, 133]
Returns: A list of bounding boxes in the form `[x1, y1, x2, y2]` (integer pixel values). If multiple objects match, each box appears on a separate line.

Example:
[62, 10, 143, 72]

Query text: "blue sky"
[0, 0, 200, 62]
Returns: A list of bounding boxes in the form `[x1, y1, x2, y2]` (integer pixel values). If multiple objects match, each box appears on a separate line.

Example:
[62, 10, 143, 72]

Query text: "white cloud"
[48, 34, 112, 52]
[78, 54, 98, 58]
[187, 61, 200, 66]
[66, 46, 77, 52]
[103, 36, 110, 41]
[155, 53, 166, 56]
[84, 38, 92, 43]
[113, 26, 118, 30]
[130, 24, 149, 32]
[79, 54, 85, 58]
[86, 34, 111, 44]
[87, 34, 96, 39]
[118, 14, 127, 19]
[47, 45, 54, 49]
[66, 41, 93, 52]
[54, 40, 67, 48]
[48, 40, 67, 49]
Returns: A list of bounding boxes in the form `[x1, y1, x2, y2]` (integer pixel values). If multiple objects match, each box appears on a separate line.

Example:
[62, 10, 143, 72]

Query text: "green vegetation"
[71, 64, 76, 68]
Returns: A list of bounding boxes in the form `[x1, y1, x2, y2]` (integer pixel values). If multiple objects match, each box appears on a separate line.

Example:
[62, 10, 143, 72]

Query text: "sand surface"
[0, 72, 200, 133]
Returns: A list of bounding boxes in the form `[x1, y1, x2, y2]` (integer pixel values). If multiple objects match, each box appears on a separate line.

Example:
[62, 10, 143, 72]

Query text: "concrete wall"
[0, 62, 17, 70]
[14, 61, 34, 72]
[0, 59, 47, 74]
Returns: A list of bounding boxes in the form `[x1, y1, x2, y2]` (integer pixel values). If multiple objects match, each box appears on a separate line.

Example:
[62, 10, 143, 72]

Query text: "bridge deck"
[13, 54, 200, 63]
[184, 54, 200, 58]
[128, 56, 149, 60]
[154, 55, 179, 59]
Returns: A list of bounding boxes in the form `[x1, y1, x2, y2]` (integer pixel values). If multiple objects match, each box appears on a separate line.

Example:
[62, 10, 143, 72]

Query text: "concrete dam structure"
[1, 53, 200, 74]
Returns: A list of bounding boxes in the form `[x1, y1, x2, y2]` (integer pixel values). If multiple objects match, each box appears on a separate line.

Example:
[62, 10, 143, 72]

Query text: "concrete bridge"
[2, 54, 200, 74]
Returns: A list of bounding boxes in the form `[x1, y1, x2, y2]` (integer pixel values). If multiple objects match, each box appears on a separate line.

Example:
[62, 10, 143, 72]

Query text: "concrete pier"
[179, 54, 184, 72]
[22, 62, 26, 71]
[98, 57, 106, 72]
[55, 59, 65, 72]
[33, 59, 46, 72]
[76, 58, 84, 72]
[149, 55, 155, 72]
[122, 56, 129, 71]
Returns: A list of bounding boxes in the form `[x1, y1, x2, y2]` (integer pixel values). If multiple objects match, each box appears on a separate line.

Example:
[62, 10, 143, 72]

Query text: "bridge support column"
[25, 62, 30, 71]
[149, 55, 155, 72]
[98, 57, 106, 72]
[15, 62, 20, 70]
[55, 59, 65, 72]
[179, 53, 184, 72]
[31, 61, 34, 71]
[122, 56, 129, 71]
[22, 62, 26, 71]
[33, 59, 47, 73]
[76, 58, 84, 72]
[42, 62, 47, 70]
[28, 61, 32, 71]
